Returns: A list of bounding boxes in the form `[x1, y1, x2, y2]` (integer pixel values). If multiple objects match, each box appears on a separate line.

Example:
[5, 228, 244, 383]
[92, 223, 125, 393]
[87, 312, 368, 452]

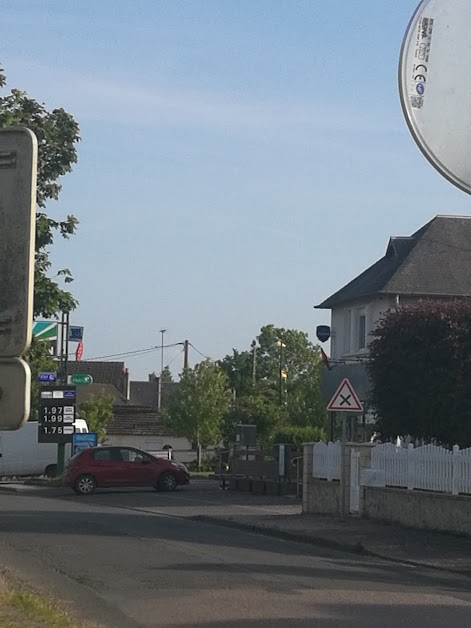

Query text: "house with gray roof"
[316, 215, 471, 361]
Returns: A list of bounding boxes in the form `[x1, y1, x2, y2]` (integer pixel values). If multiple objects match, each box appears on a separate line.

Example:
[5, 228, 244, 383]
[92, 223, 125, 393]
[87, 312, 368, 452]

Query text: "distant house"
[105, 407, 192, 462]
[69, 361, 192, 461]
[68, 361, 130, 397]
[316, 215, 471, 361]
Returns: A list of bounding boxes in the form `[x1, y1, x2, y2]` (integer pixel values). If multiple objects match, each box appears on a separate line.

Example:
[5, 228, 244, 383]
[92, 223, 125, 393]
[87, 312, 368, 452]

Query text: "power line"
[87, 342, 184, 361]
[189, 342, 212, 361]
[166, 348, 185, 369]
[88, 347, 156, 361]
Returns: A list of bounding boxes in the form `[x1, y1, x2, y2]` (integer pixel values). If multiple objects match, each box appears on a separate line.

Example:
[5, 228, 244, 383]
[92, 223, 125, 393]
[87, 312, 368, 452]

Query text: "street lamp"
[276, 339, 287, 407]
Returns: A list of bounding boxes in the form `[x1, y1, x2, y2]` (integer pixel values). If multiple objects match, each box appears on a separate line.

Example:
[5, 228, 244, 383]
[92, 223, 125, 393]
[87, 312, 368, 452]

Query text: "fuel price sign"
[38, 385, 76, 443]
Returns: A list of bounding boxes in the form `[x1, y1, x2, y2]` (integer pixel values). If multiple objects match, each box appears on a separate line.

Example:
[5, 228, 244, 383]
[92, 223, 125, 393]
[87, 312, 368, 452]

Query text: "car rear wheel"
[74, 474, 96, 495]
[157, 471, 177, 492]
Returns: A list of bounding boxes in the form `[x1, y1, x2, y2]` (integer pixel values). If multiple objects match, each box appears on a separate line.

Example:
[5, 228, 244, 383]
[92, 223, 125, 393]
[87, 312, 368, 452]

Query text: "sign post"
[0, 128, 37, 430]
[38, 385, 76, 476]
[327, 378, 363, 518]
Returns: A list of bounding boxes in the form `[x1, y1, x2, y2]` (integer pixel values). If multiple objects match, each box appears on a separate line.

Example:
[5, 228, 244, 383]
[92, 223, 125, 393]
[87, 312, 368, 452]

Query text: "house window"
[358, 314, 366, 350]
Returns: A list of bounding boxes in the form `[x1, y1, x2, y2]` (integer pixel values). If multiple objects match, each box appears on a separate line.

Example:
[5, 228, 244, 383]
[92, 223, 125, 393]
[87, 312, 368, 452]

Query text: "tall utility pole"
[251, 340, 257, 385]
[157, 329, 166, 412]
[183, 340, 189, 370]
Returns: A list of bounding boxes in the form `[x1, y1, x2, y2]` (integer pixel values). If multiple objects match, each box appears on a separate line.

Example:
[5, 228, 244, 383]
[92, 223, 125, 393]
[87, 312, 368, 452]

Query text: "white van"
[0, 419, 89, 478]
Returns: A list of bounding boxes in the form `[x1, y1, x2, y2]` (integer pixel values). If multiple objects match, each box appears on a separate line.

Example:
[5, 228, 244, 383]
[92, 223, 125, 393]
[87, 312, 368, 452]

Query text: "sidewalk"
[193, 497, 471, 577]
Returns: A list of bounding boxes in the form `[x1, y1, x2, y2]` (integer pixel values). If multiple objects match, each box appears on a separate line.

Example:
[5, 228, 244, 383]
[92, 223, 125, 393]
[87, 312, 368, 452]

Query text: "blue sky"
[3, 1, 471, 379]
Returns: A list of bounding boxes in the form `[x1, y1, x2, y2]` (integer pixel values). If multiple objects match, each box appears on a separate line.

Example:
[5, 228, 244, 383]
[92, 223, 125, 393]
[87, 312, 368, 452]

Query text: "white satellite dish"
[399, 0, 471, 195]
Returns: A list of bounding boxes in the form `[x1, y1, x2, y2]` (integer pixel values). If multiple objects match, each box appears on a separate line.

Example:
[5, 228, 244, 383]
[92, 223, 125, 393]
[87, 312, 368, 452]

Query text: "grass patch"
[0, 574, 80, 628]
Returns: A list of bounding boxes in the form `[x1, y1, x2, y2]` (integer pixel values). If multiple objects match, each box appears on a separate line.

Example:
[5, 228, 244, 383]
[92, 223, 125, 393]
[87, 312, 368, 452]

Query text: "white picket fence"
[371, 443, 471, 495]
[312, 441, 341, 481]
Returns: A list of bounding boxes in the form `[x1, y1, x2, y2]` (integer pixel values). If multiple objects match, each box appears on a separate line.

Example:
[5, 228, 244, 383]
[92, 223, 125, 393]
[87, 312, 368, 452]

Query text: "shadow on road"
[0, 507, 470, 597]
[189, 603, 471, 628]
[67, 482, 299, 508]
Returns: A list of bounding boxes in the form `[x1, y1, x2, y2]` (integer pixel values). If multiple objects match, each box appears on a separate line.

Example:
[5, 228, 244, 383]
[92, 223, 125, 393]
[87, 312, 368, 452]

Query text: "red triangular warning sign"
[327, 378, 363, 413]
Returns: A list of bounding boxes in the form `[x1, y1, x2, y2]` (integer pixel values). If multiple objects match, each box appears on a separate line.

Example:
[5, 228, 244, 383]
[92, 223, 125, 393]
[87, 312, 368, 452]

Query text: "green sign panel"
[33, 321, 58, 341]
[69, 374, 93, 386]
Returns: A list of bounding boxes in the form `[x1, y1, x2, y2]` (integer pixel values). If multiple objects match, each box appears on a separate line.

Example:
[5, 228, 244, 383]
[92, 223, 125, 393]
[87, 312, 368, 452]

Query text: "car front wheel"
[157, 471, 177, 492]
[74, 474, 96, 495]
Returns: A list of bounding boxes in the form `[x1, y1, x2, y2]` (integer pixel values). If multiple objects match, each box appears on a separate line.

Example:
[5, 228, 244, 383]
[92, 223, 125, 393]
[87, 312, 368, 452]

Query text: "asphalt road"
[0, 483, 470, 627]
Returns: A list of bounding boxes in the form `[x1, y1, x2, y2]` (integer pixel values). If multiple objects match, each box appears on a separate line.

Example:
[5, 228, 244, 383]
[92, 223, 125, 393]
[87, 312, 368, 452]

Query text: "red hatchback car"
[66, 446, 190, 495]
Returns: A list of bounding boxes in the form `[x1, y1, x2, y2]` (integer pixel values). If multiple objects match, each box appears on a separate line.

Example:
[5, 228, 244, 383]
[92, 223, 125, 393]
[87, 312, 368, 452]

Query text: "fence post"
[452, 444, 460, 496]
[407, 443, 414, 491]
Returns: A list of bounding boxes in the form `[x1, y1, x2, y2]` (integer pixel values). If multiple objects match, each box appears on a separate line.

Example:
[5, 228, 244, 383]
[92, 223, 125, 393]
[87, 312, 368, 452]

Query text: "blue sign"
[68, 326, 84, 341]
[64, 390, 76, 398]
[38, 372, 57, 383]
[73, 432, 98, 454]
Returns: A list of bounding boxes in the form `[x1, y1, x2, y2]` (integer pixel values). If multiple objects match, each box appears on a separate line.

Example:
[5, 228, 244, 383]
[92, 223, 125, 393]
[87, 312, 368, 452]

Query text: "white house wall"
[105, 435, 195, 463]
[330, 295, 406, 360]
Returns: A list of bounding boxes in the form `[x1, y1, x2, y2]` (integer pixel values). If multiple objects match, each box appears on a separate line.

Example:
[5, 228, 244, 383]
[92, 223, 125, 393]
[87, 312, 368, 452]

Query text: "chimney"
[124, 367, 130, 401]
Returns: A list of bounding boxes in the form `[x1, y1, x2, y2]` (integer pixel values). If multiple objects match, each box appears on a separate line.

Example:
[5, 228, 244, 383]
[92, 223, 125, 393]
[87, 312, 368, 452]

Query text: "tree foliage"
[273, 425, 327, 449]
[368, 300, 471, 447]
[148, 366, 173, 383]
[26, 338, 56, 421]
[164, 360, 231, 449]
[222, 393, 283, 446]
[79, 391, 114, 443]
[219, 324, 326, 445]
[0, 64, 80, 318]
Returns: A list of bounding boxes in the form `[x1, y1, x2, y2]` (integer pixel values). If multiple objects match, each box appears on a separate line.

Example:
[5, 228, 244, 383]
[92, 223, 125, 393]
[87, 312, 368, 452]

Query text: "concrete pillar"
[302, 443, 315, 513]
[346, 442, 374, 516]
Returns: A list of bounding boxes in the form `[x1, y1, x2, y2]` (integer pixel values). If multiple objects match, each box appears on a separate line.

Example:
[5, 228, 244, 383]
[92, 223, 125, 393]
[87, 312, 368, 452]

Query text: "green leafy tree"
[26, 338, 56, 420]
[79, 391, 114, 443]
[164, 360, 231, 468]
[222, 393, 283, 447]
[0, 64, 80, 317]
[218, 349, 253, 397]
[219, 325, 326, 444]
[368, 300, 471, 447]
[149, 366, 173, 383]
[273, 425, 327, 449]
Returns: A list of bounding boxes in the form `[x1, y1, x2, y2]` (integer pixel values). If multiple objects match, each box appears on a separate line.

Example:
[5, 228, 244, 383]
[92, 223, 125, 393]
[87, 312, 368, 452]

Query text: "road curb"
[191, 515, 471, 578]
[191, 514, 364, 555]
[0, 484, 71, 497]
